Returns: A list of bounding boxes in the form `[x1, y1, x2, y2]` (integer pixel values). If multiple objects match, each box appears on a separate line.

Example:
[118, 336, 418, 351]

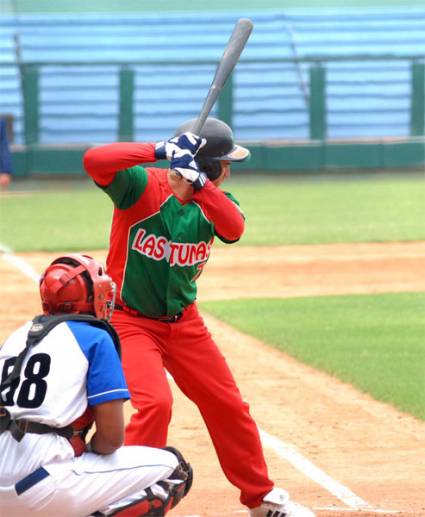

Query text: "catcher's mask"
[39, 254, 116, 321]
[175, 117, 250, 180]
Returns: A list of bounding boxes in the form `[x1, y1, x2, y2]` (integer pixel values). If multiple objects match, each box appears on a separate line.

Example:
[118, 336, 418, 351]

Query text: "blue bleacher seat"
[0, 8, 424, 144]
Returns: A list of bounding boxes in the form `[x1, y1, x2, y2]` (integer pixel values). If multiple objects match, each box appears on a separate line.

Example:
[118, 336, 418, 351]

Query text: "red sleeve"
[192, 181, 245, 242]
[83, 143, 157, 186]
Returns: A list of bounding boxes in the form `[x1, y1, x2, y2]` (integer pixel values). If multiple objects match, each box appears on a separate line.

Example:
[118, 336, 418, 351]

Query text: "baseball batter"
[0, 254, 192, 517]
[83, 118, 315, 517]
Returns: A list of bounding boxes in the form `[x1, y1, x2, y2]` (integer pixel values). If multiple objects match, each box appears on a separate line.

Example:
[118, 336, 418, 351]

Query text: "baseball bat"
[191, 18, 254, 135]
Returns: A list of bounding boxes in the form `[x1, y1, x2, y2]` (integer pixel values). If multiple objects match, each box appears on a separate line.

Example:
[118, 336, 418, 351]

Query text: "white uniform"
[0, 319, 179, 517]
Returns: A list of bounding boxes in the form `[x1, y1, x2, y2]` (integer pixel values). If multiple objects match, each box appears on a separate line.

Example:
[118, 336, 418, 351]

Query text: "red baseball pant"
[111, 303, 273, 508]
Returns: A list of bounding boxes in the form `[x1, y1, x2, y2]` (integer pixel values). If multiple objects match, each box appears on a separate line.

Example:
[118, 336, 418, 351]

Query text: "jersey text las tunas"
[84, 142, 243, 317]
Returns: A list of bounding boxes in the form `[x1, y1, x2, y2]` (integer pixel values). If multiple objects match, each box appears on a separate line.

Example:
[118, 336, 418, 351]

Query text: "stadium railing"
[1, 9, 424, 175]
[3, 54, 424, 146]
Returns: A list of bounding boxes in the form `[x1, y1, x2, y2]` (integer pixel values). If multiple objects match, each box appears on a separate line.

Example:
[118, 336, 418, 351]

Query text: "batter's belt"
[114, 304, 183, 323]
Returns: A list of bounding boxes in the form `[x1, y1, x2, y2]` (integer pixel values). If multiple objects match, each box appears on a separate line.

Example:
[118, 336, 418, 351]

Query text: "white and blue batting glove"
[155, 132, 206, 161]
[170, 149, 207, 191]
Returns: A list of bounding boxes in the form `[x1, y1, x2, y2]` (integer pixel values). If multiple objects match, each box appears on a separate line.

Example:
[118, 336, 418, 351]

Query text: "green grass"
[1, 174, 425, 251]
[227, 174, 425, 245]
[201, 293, 425, 420]
[1, 174, 424, 419]
[0, 186, 112, 252]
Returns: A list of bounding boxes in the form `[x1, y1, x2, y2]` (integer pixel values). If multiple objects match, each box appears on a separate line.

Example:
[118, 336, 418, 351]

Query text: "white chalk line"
[201, 509, 401, 516]
[314, 507, 400, 514]
[259, 430, 399, 513]
[0, 242, 41, 283]
[1, 246, 400, 515]
[260, 429, 373, 510]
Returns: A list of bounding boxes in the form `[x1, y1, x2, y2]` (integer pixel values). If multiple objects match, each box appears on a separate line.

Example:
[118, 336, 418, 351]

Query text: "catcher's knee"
[103, 447, 192, 517]
[161, 446, 193, 508]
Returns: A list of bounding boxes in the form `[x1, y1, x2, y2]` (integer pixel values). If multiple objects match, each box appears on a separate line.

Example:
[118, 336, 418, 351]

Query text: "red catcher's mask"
[39, 254, 116, 321]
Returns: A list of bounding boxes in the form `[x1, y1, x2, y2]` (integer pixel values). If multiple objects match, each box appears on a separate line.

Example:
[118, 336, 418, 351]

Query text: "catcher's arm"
[87, 399, 125, 454]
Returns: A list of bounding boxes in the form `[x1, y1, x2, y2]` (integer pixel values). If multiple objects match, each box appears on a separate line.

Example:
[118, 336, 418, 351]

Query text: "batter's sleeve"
[83, 142, 161, 208]
[83, 143, 157, 185]
[192, 182, 245, 242]
[101, 166, 149, 209]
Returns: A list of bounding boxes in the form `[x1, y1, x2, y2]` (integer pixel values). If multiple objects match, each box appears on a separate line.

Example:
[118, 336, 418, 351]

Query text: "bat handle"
[191, 86, 220, 135]
[191, 116, 207, 136]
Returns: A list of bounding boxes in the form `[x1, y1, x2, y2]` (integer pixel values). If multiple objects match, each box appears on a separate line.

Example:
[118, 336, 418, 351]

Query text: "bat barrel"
[191, 18, 254, 136]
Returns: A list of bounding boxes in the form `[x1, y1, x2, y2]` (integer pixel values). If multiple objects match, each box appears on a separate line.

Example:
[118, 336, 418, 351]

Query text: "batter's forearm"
[193, 182, 245, 241]
[83, 143, 157, 186]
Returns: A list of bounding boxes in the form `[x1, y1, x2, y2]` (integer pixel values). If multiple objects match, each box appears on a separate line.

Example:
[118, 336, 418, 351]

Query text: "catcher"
[83, 118, 315, 517]
[0, 254, 192, 516]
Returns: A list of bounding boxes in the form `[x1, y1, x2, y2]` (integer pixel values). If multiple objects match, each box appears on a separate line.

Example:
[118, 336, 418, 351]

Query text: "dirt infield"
[1, 243, 425, 517]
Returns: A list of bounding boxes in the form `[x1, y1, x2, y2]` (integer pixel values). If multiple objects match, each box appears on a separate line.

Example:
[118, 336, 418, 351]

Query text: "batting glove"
[170, 149, 207, 191]
[155, 132, 206, 160]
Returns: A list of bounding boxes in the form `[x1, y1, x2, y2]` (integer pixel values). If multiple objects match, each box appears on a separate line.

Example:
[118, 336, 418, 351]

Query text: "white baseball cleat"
[248, 488, 315, 517]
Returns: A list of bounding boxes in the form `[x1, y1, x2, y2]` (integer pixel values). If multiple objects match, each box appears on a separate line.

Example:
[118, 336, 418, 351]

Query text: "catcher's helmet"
[39, 254, 116, 321]
[175, 117, 250, 180]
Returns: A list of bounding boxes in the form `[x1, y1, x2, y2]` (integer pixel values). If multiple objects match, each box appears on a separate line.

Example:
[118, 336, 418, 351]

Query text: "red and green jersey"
[84, 143, 244, 317]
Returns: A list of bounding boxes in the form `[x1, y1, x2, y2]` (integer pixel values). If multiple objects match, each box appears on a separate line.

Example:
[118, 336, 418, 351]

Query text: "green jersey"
[99, 163, 242, 317]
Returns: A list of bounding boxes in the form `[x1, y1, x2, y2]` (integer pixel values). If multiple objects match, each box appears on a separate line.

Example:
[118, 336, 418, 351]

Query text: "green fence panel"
[22, 65, 39, 145]
[9, 56, 425, 175]
[325, 143, 382, 169]
[383, 140, 425, 168]
[410, 61, 425, 136]
[309, 64, 326, 140]
[29, 147, 86, 175]
[119, 67, 135, 141]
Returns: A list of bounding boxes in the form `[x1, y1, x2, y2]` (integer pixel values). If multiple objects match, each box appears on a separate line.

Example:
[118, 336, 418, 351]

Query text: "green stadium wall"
[2, 0, 425, 13]
[3, 5, 424, 175]
[10, 139, 425, 177]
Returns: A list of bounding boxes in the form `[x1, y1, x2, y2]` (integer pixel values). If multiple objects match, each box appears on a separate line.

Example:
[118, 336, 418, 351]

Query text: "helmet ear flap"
[196, 158, 222, 180]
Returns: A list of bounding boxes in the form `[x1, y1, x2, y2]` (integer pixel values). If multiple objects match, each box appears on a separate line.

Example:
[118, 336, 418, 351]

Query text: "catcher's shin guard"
[160, 446, 193, 510]
[97, 447, 193, 517]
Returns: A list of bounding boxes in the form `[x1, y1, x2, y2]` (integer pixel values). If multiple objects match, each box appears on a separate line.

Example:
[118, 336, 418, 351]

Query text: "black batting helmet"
[175, 117, 250, 180]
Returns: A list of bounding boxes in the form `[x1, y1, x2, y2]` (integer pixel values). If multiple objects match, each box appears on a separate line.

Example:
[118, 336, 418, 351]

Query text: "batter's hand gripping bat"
[191, 18, 254, 135]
